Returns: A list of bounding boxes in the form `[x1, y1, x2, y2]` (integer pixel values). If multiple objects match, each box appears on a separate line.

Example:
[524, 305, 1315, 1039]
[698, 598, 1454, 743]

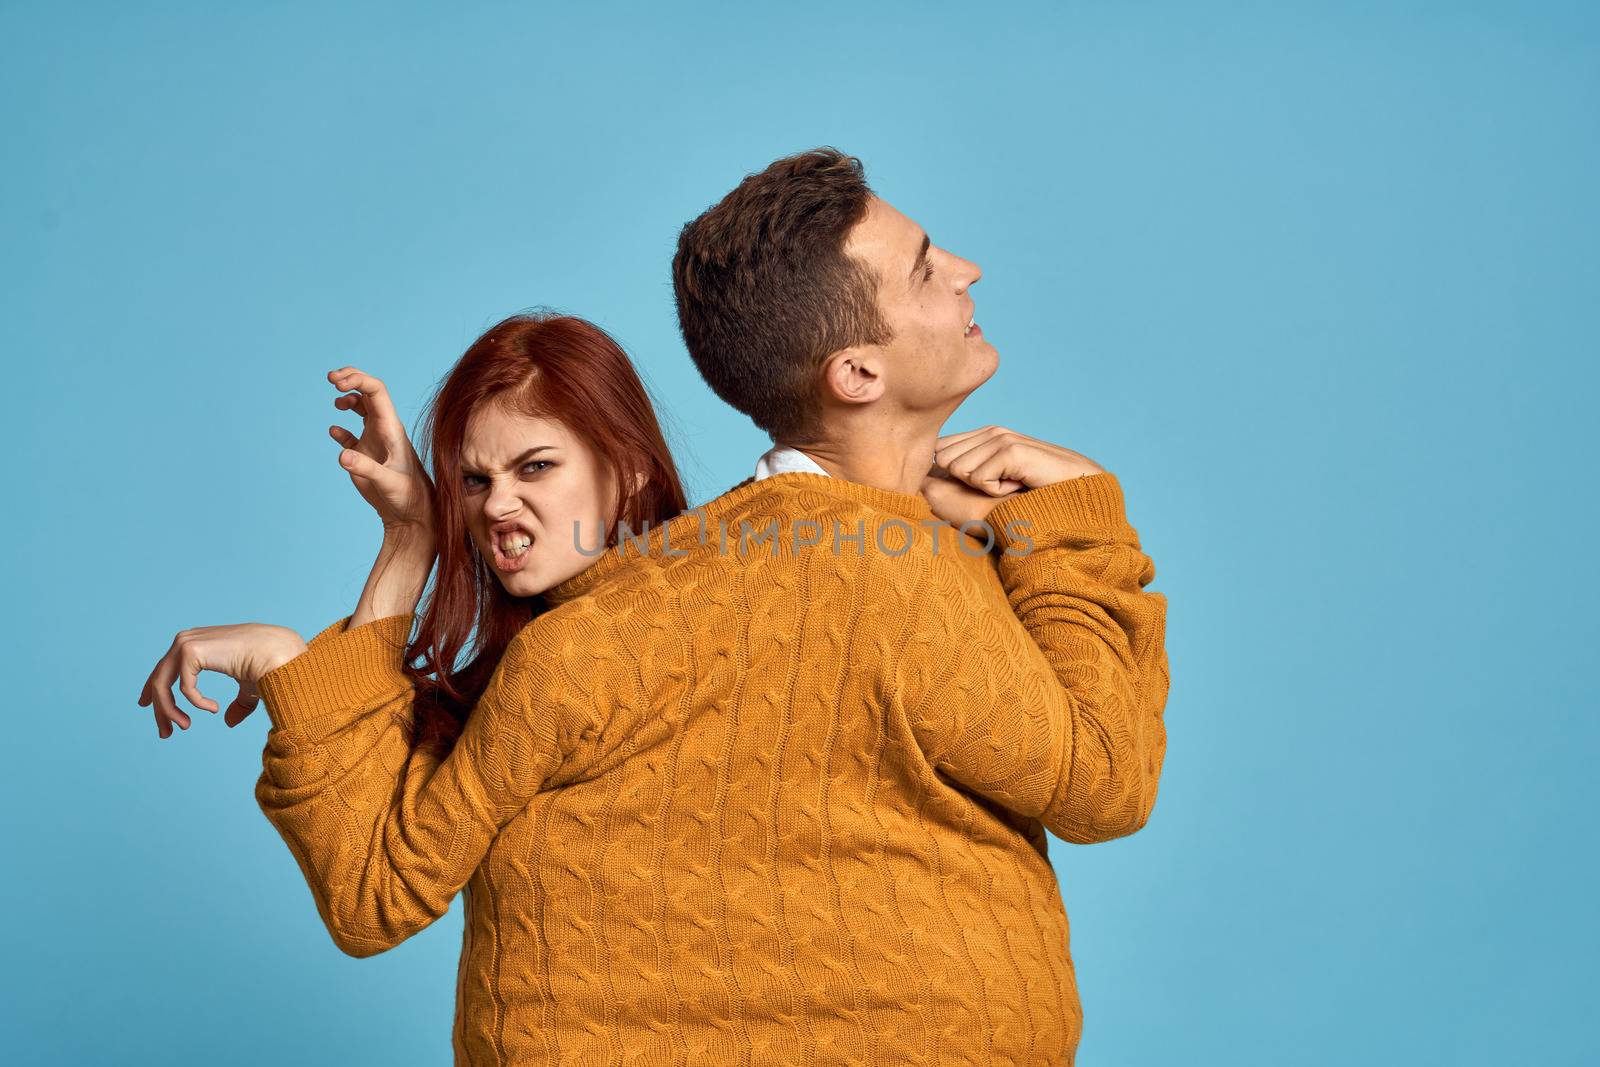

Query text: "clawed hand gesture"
[137, 623, 307, 738]
[921, 425, 1105, 527]
[326, 367, 437, 541]
[138, 366, 430, 738]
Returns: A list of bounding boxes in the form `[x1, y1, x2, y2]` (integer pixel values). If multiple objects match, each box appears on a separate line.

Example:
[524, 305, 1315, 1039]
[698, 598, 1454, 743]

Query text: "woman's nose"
[485, 485, 521, 521]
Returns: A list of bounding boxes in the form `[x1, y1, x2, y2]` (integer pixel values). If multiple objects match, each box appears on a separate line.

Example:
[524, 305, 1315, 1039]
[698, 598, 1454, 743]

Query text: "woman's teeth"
[964, 317, 976, 336]
[499, 533, 532, 556]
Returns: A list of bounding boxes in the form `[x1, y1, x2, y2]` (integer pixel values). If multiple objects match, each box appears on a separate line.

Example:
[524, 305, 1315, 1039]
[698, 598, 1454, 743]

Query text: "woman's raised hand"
[137, 623, 308, 738]
[328, 367, 436, 541]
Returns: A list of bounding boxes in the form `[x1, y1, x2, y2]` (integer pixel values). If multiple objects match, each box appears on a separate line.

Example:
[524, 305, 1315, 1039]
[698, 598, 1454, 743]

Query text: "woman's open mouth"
[490, 531, 534, 572]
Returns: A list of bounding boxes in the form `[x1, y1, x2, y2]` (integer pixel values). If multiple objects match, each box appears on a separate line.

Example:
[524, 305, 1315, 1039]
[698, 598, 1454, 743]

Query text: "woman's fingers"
[142, 632, 223, 737]
[224, 682, 259, 728]
[156, 651, 195, 731]
[178, 653, 219, 715]
[333, 392, 369, 418]
[339, 446, 400, 489]
[328, 368, 405, 446]
[151, 667, 192, 735]
[140, 625, 285, 737]
[325, 366, 433, 530]
[141, 642, 192, 736]
[137, 667, 175, 738]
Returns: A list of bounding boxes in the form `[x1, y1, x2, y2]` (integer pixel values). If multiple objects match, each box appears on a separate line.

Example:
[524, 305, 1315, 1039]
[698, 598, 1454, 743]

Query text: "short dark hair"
[671, 147, 893, 443]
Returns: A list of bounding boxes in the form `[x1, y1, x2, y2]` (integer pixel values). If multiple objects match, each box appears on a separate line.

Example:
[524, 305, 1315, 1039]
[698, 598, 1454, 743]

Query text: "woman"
[140, 310, 686, 741]
[137, 311, 688, 1052]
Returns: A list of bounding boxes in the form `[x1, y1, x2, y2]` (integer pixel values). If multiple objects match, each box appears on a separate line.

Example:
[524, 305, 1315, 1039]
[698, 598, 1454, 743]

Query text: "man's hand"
[921, 426, 1106, 525]
[921, 471, 1021, 528]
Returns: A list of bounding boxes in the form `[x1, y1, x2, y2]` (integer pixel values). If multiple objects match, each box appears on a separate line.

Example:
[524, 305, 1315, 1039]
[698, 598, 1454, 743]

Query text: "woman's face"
[459, 401, 619, 598]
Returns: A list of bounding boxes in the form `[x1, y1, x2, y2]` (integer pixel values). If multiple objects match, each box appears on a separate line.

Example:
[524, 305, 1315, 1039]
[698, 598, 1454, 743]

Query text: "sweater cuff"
[305, 613, 359, 651]
[256, 613, 415, 733]
[987, 471, 1139, 553]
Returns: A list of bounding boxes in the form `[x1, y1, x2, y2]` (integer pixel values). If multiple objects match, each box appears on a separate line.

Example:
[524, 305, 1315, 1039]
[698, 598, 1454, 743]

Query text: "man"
[251, 148, 1169, 1066]
[670, 148, 1170, 1062]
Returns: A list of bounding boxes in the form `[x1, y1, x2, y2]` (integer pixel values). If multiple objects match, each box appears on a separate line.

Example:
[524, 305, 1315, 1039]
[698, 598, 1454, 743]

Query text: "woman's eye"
[462, 462, 549, 489]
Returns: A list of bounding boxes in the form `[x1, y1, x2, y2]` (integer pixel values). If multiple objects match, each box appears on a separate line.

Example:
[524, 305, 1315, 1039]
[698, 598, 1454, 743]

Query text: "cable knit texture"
[254, 470, 1169, 1066]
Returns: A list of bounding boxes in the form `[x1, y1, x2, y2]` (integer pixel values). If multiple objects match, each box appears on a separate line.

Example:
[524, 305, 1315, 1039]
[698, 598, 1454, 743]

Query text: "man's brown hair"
[671, 147, 893, 443]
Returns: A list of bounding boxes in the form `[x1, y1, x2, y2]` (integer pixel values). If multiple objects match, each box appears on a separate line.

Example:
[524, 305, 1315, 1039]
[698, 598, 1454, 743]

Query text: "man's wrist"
[1027, 464, 1107, 490]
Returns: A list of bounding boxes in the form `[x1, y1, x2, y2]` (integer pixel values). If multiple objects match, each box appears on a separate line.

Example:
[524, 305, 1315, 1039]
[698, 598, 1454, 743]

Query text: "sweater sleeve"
[906, 472, 1170, 845]
[252, 612, 572, 957]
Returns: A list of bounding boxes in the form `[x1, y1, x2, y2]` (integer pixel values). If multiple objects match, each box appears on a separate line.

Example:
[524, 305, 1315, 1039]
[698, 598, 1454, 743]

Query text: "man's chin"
[926, 346, 1001, 419]
[971, 344, 1000, 387]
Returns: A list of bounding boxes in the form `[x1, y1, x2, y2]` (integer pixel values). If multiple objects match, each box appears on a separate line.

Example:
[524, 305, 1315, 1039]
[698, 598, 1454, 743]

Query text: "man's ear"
[819, 346, 883, 406]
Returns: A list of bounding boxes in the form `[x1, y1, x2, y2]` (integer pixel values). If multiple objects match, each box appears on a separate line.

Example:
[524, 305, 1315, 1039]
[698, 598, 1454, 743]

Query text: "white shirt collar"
[753, 444, 830, 481]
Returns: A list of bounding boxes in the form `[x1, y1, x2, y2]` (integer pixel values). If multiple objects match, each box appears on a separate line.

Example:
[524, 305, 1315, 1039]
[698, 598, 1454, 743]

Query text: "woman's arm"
[140, 514, 437, 736]
[325, 366, 438, 630]
[348, 528, 437, 630]
[252, 611, 584, 957]
[215, 368, 436, 726]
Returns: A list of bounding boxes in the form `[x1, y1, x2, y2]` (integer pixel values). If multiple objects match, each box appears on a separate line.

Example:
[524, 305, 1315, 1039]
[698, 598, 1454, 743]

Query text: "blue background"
[4, 2, 1595, 1063]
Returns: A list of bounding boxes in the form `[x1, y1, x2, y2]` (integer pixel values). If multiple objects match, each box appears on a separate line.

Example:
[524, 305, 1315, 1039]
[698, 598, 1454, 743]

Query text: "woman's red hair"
[399, 312, 687, 753]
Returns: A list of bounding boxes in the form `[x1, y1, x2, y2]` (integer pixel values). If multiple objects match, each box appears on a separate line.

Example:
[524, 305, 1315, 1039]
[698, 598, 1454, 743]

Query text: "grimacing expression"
[844, 195, 998, 414]
[459, 401, 620, 597]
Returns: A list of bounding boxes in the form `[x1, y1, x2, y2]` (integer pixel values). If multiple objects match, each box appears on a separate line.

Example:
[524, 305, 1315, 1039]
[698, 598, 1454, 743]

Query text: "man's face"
[842, 195, 997, 417]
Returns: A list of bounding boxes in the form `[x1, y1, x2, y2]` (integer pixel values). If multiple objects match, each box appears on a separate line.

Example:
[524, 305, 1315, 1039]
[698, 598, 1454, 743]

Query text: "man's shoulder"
[700, 473, 934, 535]
[698, 475, 1012, 584]
[530, 476, 1005, 626]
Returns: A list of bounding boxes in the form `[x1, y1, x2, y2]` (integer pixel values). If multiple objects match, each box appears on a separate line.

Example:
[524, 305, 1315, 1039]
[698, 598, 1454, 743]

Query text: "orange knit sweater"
[254, 470, 1169, 1066]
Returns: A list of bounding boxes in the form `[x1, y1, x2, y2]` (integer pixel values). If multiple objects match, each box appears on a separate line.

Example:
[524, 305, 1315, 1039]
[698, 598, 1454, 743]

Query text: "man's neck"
[779, 419, 942, 496]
